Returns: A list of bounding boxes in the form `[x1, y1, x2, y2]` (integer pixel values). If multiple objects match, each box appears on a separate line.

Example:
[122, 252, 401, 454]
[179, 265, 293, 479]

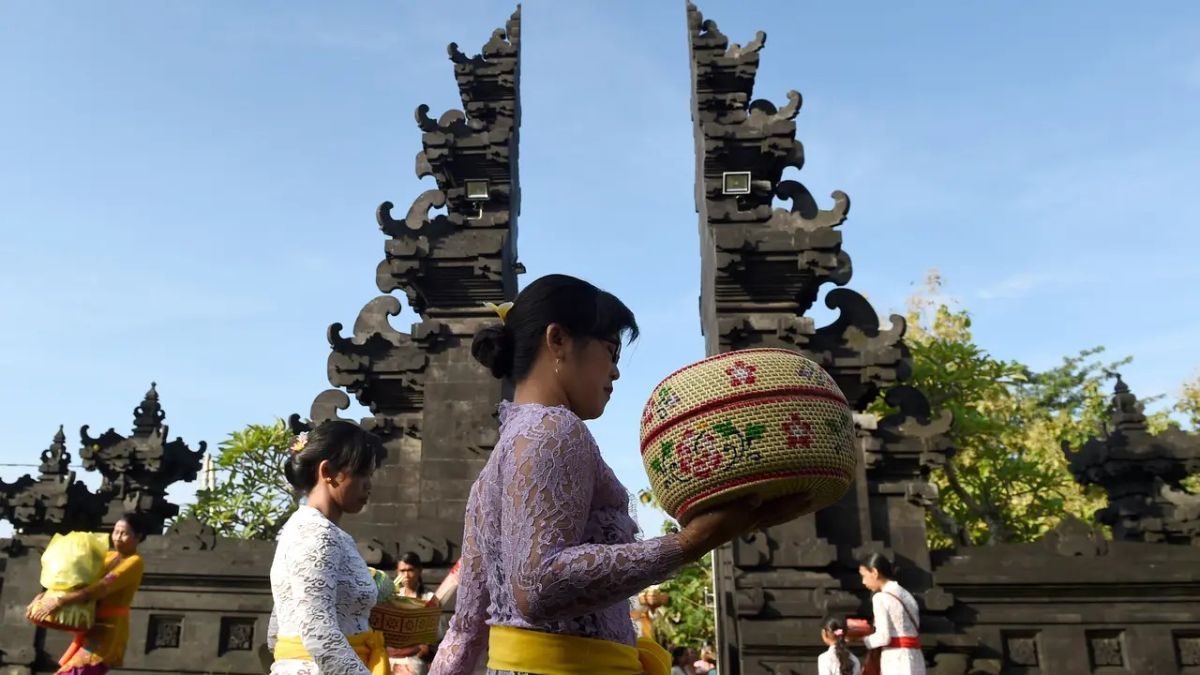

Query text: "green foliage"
[1175, 374, 1200, 493]
[183, 420, 299, 540]
[637, 489, 715, 650]
[1177, 374, 1200, 430]
[652, 551, 714, 650]
[885, 272, 1188, 548]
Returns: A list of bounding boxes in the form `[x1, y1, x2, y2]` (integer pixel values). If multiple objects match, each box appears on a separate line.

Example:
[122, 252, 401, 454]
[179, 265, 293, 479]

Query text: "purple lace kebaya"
[430, 402, 686, 675]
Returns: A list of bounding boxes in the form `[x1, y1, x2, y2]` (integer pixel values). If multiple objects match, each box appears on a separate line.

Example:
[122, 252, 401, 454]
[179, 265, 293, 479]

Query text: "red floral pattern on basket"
[725, 360, 757, 387]
[782, 413, 813, 449]
[651, 419, 767, 491]
[677, 428, 723, 479]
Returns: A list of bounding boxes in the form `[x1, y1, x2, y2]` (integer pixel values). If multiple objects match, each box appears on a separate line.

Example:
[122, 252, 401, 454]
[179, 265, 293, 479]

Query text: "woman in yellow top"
[36, 514, 146, 675]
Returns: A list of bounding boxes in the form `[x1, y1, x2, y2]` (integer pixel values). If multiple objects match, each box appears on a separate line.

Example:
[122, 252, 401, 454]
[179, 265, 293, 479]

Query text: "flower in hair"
[834, 629, 844, 637]
[290, 432, 309, 454]
[482, 301, 514, 323]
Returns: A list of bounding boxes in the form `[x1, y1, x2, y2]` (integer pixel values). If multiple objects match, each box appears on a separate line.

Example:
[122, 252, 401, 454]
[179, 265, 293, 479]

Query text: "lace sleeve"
[285, 520, 371, 675]
[428, 485, 490, 675]
[267, 607, 278, 651]
[506, 410, 684, 623]
[862, 593, 893, 650]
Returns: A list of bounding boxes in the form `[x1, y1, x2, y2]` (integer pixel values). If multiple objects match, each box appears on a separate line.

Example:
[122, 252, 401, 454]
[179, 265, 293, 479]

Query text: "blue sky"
[2, 1, 1198, 535]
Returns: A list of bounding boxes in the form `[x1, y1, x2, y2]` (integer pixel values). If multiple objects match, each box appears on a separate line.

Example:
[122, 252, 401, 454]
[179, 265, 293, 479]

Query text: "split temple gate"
[1, 4, 1198, 674]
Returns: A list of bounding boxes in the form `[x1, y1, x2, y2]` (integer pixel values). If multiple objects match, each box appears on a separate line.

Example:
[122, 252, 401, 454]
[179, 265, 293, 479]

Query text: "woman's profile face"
[858, 565, 884, 592]
[561, 335, 621, 421]
[320, 459, 375, 515]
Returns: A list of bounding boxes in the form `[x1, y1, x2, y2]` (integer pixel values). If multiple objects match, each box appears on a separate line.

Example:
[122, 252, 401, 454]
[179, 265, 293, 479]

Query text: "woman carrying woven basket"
[429, 274, 811, 675]
[854, 555, 925, 675]
[30, 514, 147, 675]
[270, 420, 390, 675]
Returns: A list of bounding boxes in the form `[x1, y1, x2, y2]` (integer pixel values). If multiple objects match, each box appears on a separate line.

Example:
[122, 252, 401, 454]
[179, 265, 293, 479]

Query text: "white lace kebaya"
[270, 505, 383, 675]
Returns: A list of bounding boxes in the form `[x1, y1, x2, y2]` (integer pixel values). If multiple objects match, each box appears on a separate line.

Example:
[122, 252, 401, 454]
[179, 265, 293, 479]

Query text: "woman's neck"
[304, 494, 343, 525]
[512, 369, 569, 409]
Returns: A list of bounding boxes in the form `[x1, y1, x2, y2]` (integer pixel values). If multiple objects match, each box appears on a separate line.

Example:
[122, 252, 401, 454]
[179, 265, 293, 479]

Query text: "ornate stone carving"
[148, 614, 183, 650]
[166, 516, 219, 552]
[1087, 630, 1125, 667]
[804, 291, 911, 411]
[78, 384, 205, 534]
[327, 296, 428, 417]
[1002, 631, 1040, 667]
[1177, 633, 1200, 667]
[375, 7, 521, 319]
[220, 617, 256, 654]
[689, 4, 954, 671]
[0, 426, 108, 536]
[862, 386, 954, 481]
[1066, 376, 1200, 543]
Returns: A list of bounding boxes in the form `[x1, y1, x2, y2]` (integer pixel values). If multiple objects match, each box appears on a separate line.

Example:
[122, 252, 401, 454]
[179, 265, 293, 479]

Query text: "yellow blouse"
[58, 551, 144, 671]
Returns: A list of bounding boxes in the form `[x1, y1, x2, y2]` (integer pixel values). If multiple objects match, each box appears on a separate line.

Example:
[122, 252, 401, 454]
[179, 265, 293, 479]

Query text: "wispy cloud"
[976, 272, 1055, 301]
[973, 267, 1103, 301]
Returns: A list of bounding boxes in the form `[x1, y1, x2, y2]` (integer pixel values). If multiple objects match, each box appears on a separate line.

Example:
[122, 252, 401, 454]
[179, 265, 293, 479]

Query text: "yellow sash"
[273, 630, 388, 675]
[487, 624, 671, 675]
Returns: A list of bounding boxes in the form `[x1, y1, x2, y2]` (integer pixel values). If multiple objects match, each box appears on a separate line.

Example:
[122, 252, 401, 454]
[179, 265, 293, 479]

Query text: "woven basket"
[640, 348, 857, 524]
[369, 597, 441, 648]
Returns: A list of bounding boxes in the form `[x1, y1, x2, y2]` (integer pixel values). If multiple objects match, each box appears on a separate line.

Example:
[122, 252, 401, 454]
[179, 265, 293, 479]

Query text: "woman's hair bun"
[471, 324, 515, 380]
[280, 420, 386, 494]
[283, 456, 303, 491]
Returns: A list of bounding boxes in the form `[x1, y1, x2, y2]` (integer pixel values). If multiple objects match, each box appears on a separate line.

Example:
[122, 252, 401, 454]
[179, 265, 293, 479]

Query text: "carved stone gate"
[1, 4, 1197, 675]
[687, 4, 1200, 674]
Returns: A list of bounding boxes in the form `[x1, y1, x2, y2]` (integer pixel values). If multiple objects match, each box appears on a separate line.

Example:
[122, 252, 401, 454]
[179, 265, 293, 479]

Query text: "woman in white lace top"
[270, 420, 389, 675]
[856, 554, 925, 675]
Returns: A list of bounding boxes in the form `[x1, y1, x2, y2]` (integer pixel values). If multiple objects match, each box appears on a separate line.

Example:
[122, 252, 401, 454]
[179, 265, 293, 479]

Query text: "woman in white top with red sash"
[856, 554, 925, 675]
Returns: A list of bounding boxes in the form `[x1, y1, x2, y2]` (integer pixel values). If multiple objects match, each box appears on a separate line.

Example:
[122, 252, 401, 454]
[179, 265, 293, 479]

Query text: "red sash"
[95, 606, 130, 619]
[887, 636, 921, 649]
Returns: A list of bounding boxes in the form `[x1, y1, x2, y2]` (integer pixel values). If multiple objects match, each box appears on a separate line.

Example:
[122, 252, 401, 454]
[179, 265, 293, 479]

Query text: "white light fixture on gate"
[465, 179, 490, 220]
[722, 171, 751, 195]
[465, 180, 490, 201]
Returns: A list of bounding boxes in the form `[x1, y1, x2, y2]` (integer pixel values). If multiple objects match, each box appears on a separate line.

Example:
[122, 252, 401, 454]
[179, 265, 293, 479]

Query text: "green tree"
[1174, 373, 1200, 493]
[636, 489, 715, 650]
[1176, 373, 1200, 429]
[888, 272, 1180, 548]
[183, 420, 300, 540]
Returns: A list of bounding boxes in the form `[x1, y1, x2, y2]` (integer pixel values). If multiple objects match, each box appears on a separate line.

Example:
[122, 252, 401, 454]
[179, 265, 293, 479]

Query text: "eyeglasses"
[602, 339, 622, 365]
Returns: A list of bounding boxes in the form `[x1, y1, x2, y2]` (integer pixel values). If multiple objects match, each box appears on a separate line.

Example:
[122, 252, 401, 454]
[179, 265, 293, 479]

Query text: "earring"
[326, 477, 338, 488]
[555, 358, 561, 376]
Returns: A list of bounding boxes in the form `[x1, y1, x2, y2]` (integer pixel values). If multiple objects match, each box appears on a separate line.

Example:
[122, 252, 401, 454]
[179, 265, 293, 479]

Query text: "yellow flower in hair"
[483, 301, 514, 323]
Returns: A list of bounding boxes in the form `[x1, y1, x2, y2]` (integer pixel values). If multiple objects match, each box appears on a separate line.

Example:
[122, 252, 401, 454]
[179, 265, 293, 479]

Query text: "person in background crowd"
[389, 552, 437, 675]
[670, 646, 696, 675]
[38, 514, 147, 675]
[819, 617, 861, 675]
[694, 646, 718, 675]
[855, 554, 924, 675]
